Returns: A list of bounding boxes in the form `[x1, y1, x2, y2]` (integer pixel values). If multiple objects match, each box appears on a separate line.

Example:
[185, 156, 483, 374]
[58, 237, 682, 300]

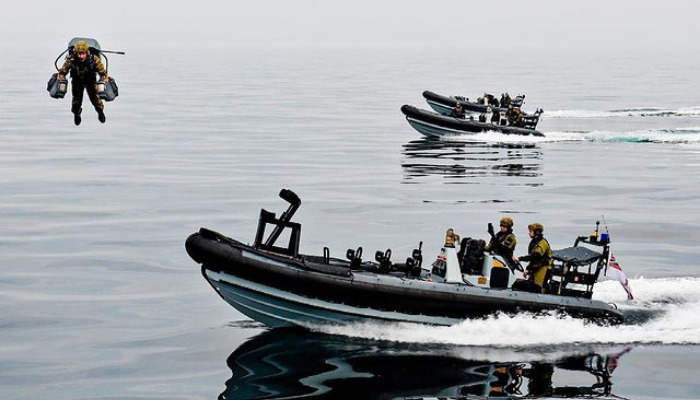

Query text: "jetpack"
[47, 37, 125, 101]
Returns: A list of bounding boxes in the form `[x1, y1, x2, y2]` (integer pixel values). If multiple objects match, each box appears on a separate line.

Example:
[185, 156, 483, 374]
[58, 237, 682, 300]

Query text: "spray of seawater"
[439, 127, 700, 145]
[548, 127, 700, 144]
[545, 107, 700, 119]
[311, 277, 700, 347]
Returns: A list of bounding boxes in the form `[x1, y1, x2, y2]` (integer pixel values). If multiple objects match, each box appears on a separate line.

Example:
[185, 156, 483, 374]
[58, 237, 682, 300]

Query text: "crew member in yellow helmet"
[513, 222, 552, 293]
[57, 41, 109, 126]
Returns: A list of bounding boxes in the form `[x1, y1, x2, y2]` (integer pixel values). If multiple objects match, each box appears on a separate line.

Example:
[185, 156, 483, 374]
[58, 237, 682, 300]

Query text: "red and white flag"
[606, 347, 632, 374]
[605, 254, 634, 300]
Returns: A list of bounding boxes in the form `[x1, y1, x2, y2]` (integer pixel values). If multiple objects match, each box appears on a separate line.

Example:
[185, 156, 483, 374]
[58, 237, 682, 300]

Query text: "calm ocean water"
[2, 45, 700, 399]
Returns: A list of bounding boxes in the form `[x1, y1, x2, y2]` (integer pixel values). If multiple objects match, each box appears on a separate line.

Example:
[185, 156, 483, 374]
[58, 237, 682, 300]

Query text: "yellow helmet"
[528, 223, 544, 234]
[74, 41, 90, 53]
[500, 217, 514, 228]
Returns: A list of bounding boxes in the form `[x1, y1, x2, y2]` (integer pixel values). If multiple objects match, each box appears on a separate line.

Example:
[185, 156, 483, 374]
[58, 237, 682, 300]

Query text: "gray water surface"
[2, 45, 700, 399]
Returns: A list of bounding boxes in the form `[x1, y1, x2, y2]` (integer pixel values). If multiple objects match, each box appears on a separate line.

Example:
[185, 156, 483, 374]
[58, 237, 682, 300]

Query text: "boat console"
[549, 230, 610, 298]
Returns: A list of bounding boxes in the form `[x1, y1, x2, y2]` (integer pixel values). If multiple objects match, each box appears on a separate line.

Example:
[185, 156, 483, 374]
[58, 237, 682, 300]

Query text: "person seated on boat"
[450, 102, 466, 119]
[514, 109, 524, 127]
[512, 223, 552, 293]
[489, 95, 500, 107]
[505, 105, 515, 125]
[485, 217, 517, 262]
[507, 106, 524, 127]
[478, 113, 487, 123]
[491, 109, 501, 124]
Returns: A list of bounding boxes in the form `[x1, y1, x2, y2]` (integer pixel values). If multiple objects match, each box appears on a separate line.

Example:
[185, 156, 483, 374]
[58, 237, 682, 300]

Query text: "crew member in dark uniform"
[513, 107, 524, 127]
[506, 106, 524, 127]
[485, 217, 517, 261]
[491, 109, 501, 124]
[450, 102, 466, 119]
[57, 41, 109, 125]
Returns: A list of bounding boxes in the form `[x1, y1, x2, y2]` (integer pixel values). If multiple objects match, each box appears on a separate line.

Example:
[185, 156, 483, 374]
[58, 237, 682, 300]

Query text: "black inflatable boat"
[423, 90, 526, 115]
[401, 105, 544, 138]
[185, 189, 623, 328]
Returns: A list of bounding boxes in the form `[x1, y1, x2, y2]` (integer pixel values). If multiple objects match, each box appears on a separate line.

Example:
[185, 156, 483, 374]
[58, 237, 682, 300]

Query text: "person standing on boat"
[501, 93, 512, 108]
[450, 102, 466, 119]
[485, 217, 517, 261]
[513, 223, 552, 293]
[57, 41, 109, 126]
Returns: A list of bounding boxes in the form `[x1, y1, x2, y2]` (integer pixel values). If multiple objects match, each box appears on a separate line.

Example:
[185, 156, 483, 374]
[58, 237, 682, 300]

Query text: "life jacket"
[525, 236, 552, 270]
[67, 54, 99, 82]
[488, 231, 516, 260]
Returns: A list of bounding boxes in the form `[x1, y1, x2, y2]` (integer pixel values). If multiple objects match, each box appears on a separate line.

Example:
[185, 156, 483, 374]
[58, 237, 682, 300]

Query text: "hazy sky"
[2, 0, 698, 50]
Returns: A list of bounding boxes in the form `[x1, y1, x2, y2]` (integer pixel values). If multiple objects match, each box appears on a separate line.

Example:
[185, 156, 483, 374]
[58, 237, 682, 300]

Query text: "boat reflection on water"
[402, 139, 542, 185]
[220, 329, 629, 400]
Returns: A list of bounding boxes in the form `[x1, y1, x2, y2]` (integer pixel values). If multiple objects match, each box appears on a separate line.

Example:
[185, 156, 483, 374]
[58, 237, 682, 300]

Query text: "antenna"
[602, 215, 610, 234]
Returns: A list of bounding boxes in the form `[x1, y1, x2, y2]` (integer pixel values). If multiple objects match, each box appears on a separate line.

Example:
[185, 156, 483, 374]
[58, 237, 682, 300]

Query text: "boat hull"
[425, 98, 457, 116]
[204, 269, 465, 327]
[187, 229, 622, 328]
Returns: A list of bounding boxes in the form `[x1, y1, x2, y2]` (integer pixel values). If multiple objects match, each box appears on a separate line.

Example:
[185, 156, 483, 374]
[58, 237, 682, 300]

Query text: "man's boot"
[73, 107, 82, 126]
[97, 108, 106, 123]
